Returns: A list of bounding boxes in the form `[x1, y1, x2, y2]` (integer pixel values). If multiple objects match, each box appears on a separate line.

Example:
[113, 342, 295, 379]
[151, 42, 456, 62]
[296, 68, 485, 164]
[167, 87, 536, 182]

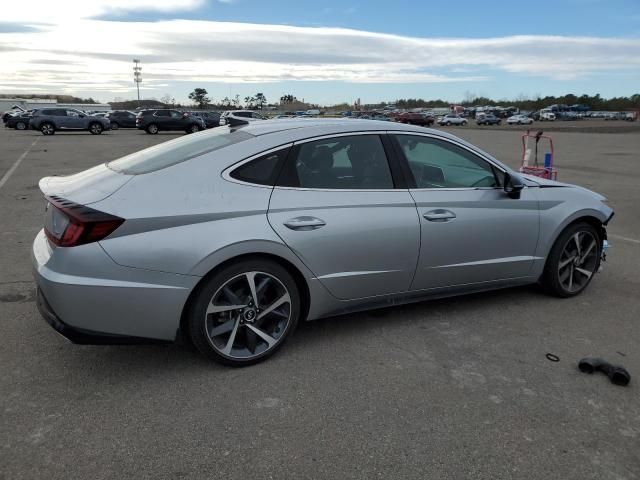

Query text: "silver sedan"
[32, 119, 613, 366]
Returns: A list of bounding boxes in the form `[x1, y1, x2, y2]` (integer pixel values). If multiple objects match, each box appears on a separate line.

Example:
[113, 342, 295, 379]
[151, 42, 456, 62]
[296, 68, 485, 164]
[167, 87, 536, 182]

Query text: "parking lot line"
[609, 233, 640, 245]
[0, 138, 40, 191]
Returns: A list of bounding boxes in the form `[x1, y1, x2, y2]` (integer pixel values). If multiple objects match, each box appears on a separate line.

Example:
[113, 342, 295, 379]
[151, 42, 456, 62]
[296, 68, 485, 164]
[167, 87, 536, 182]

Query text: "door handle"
[423, 209, 456, 222]
[283, 216, 326, 231]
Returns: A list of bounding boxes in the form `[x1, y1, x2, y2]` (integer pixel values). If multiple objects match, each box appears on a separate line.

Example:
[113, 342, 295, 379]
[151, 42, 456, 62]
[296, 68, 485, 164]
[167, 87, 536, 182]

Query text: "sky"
[0, 0, 639, 105]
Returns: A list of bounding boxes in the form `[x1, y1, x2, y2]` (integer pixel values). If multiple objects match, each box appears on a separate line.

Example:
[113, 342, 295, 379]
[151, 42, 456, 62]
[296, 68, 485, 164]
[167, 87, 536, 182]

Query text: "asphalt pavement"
[1, 124, 638, 480]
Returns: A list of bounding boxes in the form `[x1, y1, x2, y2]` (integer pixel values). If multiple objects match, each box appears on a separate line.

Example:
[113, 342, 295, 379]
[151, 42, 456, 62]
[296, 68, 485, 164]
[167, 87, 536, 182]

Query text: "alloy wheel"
[16, 122, 26, 130]
[558, 231, 599, 293]
[204, 271, 292, 360]
[41, 124, 53, 135]
[90, 123, 102, 134]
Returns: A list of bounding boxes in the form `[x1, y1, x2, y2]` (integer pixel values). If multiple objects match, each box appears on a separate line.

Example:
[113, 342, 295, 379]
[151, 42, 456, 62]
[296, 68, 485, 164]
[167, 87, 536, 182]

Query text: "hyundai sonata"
[32, 119, 613, 366]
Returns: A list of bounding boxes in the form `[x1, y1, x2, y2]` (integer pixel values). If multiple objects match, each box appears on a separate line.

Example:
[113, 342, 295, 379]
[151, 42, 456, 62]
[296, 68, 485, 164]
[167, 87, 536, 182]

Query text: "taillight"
[44, 196, 124, 247]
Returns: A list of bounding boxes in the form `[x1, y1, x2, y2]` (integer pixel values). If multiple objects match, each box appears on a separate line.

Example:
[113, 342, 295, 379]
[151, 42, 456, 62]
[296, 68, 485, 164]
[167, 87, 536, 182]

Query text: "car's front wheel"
[187, 124, 201, 134]
[187, 259, 301, 366]
[89, 122, 103, 135]
[541, 222, 602, 297]
[110, 121, 119, 130]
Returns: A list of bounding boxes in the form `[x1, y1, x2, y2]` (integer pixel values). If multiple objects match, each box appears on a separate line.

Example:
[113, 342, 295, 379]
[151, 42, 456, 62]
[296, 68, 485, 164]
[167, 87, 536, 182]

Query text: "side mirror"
[504, 172, 525, 199]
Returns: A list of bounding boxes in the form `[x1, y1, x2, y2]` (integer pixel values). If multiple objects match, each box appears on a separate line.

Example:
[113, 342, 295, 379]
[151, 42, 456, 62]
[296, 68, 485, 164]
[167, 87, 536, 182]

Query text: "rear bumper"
[36, 288, 168, 345]
[32, 230, 199, 342]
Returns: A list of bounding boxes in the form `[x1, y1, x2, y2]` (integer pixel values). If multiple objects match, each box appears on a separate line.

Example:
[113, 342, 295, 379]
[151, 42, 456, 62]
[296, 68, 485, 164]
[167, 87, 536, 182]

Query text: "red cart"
[519, 130, 557, 180]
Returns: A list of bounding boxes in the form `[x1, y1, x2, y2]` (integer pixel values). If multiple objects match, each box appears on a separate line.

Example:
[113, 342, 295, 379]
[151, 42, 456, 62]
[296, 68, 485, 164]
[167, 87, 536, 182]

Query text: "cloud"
[0, 18, 638, 97]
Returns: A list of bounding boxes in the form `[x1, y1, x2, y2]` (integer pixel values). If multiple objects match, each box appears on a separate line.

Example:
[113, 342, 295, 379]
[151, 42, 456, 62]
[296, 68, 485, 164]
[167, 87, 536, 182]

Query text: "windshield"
[107, 126, 254, 174]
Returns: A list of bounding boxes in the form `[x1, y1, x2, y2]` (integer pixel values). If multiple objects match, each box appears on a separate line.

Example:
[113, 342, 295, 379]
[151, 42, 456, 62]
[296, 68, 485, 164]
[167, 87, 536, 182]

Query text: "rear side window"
[107, 127, 254, 174]
[229, 148, 290, 186]
[278, 135, 394, 189]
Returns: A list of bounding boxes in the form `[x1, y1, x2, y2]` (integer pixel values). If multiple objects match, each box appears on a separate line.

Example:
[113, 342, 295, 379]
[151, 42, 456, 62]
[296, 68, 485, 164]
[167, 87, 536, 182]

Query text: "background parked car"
[219, 110, 266, 127]
[507, 114, 534, 125]
[476, 114, 501, 126]
[106, 111, 137, 129]
[437, 114, 468, 126]
[397, 112, 434, 126]
[539, 111, 556, 121]
[5, 110, 34, 130]
[189, 111, 221, 128]
[136, 109, 205, 134]
[29, 108, 110, 135]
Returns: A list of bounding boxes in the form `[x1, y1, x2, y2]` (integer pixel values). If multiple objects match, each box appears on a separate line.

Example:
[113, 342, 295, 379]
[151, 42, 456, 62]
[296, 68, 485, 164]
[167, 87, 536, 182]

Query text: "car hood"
[39, 163, 133, 205]
[522, 174, 607, 201]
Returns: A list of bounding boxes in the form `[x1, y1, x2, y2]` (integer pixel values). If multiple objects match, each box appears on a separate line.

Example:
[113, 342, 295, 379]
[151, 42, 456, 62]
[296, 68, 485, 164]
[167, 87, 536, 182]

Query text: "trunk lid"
[39, 164, 133, 205]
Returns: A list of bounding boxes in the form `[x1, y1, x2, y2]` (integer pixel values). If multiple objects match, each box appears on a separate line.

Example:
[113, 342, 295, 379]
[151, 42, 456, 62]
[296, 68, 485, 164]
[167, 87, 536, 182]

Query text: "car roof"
[236, 118, 457, 139]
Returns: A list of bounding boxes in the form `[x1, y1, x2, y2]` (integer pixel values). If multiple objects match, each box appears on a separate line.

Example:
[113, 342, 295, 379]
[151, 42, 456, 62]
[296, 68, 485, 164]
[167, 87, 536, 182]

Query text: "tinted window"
[395, 135, 500, 188]
[169, 111, 182, 118]
[235, 112, 251, 118]
[230, 148, 290, 186]
[107, 127, 254, 174]
[280, 135, 393, 189]
[155, 110, 170, 117]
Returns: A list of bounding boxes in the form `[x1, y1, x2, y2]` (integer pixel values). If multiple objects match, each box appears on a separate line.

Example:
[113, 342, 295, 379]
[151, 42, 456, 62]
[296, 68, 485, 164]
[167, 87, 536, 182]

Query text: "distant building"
[0, 98, 111, 113]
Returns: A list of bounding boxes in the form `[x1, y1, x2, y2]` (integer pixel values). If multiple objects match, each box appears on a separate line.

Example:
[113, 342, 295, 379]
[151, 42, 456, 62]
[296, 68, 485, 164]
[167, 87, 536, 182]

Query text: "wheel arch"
[178, 251, 311, 343]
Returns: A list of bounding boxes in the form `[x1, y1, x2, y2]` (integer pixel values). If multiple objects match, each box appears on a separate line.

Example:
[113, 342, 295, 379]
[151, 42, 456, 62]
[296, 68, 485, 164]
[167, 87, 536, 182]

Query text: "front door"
[268, 133, 420, 300]
[391, 133, 540, 290]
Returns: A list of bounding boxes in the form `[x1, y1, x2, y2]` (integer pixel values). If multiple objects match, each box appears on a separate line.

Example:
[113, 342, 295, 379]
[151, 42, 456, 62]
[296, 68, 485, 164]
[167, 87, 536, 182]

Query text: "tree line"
[390, 93, 640, 111]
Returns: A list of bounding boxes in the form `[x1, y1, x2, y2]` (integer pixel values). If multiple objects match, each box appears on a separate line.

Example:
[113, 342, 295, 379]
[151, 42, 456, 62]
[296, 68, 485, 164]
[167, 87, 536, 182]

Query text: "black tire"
[497, 121, 501, 126]
[187, 123, 201, 134]
[446, 121, 451, 126]
[40, 122, 55, 135]
[146, 123, 159, 134]
[89, 122, 103, 135]
[110, 121, 119, 130]
[462, 121, 467, 126]
[541, 222, 602, 298]
[187, 258, 301, 366]
[15, 121, 27, 130]
[517, 121, 522, 125]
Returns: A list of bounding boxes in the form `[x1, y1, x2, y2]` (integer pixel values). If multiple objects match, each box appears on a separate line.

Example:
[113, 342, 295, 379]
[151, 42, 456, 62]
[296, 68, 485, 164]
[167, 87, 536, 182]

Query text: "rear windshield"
[107, 127, 254, 174]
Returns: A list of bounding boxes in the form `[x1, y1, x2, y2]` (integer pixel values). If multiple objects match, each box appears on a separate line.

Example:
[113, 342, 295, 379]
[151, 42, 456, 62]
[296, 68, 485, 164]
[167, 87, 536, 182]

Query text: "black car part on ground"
[578, 357, 631, 386]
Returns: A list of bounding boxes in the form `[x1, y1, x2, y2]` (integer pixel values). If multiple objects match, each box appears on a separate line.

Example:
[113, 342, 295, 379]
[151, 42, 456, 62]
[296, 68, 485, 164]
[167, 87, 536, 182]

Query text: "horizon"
[1, 0, 639, 104]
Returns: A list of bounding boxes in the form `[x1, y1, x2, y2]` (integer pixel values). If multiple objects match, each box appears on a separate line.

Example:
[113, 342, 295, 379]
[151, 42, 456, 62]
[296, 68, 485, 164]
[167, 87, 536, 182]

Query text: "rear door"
[169, 110, 184, 129]
[153, 110, 171, 129]
[64, 109, 85, 129]
[268, 133, 420, 300]
[391, 133, 540, 290]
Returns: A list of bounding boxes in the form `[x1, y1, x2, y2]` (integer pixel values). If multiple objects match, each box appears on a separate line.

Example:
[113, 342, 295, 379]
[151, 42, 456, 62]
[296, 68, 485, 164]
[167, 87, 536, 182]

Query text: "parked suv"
[219, 110, 266, 127]
[136, 109, 205, 134]
[189, 111, 221, 128]
[437, 114, 468, 126]
[476, 114, 501, 126]
[396, 112, 434, 126]
[29, 108, 110, 135]
[106, 110, 137, 129]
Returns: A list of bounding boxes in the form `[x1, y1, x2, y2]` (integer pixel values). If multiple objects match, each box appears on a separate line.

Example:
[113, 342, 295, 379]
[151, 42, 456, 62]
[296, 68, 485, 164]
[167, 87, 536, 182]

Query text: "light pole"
[133, 59, 142, 107]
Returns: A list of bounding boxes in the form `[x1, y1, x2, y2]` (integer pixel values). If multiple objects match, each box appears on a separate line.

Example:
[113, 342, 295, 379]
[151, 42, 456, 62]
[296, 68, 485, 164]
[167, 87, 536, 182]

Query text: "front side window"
[395, 135, 501, 189]
[279, 135, 394, 189]
[170, 111, 182, 118]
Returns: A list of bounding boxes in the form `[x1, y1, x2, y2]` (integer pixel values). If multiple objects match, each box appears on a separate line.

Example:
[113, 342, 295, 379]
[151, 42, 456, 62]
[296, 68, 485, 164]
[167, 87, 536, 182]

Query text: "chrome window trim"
[389, 130, 518, 192]
[221, 143, 294, 189]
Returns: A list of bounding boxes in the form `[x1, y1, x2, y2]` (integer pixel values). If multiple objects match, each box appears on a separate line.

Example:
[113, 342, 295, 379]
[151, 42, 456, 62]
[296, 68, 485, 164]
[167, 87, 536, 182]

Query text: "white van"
[540, 111, 556, 121]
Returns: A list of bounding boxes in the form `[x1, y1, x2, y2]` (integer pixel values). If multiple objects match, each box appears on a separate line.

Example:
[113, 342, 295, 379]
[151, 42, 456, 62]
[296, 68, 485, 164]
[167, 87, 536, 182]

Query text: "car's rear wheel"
[146, 123, 159, 134]
[89, 122, 103, 135]
[110, 121, 119, 130]
[541, 222, 601, 297]
[187, 259, 301, 366]
[462, 121, 467, 126]
[446, 121, 451, 126]
[15, 121, 26, 130]
[40, 122, 55, 135]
